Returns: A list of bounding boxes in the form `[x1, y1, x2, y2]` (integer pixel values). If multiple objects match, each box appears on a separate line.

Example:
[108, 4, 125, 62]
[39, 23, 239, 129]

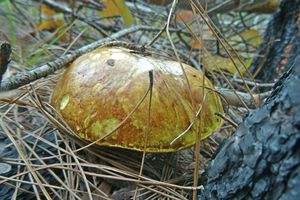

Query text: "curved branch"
[0, 26, 158, 91]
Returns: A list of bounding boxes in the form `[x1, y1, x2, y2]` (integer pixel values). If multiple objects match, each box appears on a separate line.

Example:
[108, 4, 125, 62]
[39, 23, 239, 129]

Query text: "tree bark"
[203, 58, 300, 200]
[202, 0, 300, 199]
[250, 0, 300, 82]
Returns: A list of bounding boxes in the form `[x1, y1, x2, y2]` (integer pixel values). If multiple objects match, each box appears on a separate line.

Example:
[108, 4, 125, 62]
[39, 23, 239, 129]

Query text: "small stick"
[216, 87, 271, 109]
[215, 112, 238, 128]
[0, 26, 158, 91]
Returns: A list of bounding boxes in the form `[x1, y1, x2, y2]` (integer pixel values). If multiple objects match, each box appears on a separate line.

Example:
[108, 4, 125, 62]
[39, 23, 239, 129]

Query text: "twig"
[216, 87, 271, 108]
[126, 1, 167, 18]
[146, 23, 167, 47]
[227, 109, 243, 125]
[232, 78, 274, 88]
[0, 25, 158, 91]
[215, 112, 238, 128]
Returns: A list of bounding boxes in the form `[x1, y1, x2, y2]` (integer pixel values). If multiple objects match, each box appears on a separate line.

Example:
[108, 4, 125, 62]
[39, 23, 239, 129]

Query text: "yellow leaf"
[38, 5, 65, 31]
[241, 0, 280, 13]
[100, 0, 119, 17]
[41, 5, 56, 16]
[37, 10, 68, 42]
[37, 18, 64, 31]
[100, 0, 134, 27]
[231, 29, 263, 48]
[204, 53, 248, 75]
[190, 38, 204, 49]
[241, 29, 263, 47]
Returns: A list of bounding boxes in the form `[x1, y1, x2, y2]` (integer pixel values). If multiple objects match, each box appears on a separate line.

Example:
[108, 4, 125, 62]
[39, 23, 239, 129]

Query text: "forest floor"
[0, 1, 274, 199]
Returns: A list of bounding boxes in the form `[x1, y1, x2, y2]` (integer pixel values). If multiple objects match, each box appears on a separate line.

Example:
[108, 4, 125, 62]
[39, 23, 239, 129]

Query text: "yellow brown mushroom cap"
[51, 47, 224, 152]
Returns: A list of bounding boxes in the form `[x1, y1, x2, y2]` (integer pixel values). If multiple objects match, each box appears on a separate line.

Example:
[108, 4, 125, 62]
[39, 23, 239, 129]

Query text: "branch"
[0, 26, 158, 91]
[216, 87, 271, 109]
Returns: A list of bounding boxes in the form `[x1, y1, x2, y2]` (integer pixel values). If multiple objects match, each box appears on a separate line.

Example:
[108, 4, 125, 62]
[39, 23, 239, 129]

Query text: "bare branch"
[216, 87, 271, 109]
[0, 26, 158, 91]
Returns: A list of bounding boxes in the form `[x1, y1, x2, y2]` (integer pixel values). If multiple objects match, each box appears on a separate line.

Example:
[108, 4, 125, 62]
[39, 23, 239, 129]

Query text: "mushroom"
[51, 47, 223, 152]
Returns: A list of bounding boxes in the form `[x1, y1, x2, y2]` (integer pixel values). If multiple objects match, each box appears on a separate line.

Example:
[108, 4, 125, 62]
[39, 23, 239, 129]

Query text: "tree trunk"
[202, 0, 300, 199]
[250, 0, 300, 81]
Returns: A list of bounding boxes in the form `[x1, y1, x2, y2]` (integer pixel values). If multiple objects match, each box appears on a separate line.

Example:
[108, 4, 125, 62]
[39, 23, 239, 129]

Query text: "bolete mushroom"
[51, 47, 223, 152]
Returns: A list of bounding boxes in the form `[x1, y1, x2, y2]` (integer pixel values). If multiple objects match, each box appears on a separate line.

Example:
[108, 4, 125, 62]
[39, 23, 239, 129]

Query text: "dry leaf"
[100, 0, 134, 27]
[175, 10, 195, 24]
[204, 53, 246, 75]
[38, 6, 65, 31]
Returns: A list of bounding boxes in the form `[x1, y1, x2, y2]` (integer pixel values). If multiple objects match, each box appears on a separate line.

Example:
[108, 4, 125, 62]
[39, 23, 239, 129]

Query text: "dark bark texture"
[250, 0, 300, 82]
[202, 57, 300, 200]
[202, 0, 300, 199]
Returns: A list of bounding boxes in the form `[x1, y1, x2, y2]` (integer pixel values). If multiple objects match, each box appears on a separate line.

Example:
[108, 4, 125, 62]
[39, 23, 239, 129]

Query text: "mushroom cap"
[51, 47, 223, 152]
